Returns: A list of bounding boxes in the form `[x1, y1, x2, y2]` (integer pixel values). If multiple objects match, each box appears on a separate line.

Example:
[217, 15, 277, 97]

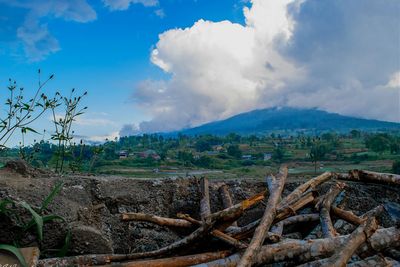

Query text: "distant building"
[242, 155, 252, 160]
[263, 153, 272, 161]
[119, 150, 129, 159]
[138, 149, 161, 160]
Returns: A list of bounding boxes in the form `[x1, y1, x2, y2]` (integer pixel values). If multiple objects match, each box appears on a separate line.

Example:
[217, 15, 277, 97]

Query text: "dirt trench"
[0, 166, 399, 258]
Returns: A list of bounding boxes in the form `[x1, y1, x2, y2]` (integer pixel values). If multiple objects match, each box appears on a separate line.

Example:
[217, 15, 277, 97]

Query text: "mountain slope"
[178, 108, 399, 135]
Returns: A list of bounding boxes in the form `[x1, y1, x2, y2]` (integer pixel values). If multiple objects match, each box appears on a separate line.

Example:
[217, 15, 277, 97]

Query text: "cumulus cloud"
[128, 0, 400, 134]
[0, 0, 96, 61]
[102, 0, 158, 10]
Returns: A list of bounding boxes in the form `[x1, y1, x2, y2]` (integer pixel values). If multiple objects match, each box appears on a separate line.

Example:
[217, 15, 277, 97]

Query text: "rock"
[70, 224, 113, 255]
[5, 159, 29, 176]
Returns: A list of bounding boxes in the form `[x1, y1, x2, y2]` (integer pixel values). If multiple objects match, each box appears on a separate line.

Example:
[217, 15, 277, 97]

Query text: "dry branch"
[121, 213, 193, 228]
[299, 216, 378, 267]
[193, 227, 399, 267]
[270, 213, 319, 236]
[237, 165, 288, 267]
[218, 184, 237, 226]
[200, 176, 211, 220]
[339, 170, 400, 185]
[317, 182, 346, 238]
[278, 171, 332, 209]
[230, 189, 317, 240]
[331, 206, 365, 225]
[98, 250, 231, 267]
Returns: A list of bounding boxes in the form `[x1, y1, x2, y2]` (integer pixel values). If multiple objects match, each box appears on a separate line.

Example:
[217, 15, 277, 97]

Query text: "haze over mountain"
[175, 108, 400, 136]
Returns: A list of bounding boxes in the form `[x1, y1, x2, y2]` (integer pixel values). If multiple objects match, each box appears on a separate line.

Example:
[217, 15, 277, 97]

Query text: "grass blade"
[0, 244, 28, 267]
[20, 202, 43, 241]
[40, 181, 64, 212]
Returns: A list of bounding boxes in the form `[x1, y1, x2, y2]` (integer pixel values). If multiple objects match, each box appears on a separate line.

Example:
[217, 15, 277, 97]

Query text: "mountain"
[177, 108, 400, 135]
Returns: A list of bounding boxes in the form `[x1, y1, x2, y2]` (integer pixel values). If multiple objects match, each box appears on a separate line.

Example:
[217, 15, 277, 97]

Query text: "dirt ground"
[0, 163, 399, 259]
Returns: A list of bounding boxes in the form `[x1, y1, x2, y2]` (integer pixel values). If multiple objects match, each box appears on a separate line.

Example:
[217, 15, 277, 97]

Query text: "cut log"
[298, 216, 378, 267]
[193, 227, 399, 267]
[317, 182, 346, 238]
[270, 213, 320, 236]
[121, 213, 193, 228]
[339, 170, 400, 185]
[97, 250, 232, 267]
[237, 165, 288, 267]
[200, 177, 211, 220]
[218, 184, 237, 226]
[278, 171, 332, 209]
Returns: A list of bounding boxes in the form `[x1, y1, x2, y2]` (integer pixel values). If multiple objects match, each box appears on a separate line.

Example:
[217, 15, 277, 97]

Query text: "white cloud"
[130, 0, 400, 134]
[103, 0, 158, 11]
[0, 0, 96, 61]
[154, 9, 165, 18]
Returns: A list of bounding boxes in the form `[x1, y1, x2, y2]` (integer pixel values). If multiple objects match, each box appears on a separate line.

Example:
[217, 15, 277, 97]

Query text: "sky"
[0, 0, 399, 144]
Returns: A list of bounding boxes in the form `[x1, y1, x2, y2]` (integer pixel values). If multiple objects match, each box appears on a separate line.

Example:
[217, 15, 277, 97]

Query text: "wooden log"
[275, 189, 318, 222]
[347, 255, 399, 267]
[339, 170, 400, 185]
[317, 182, 346, 238]
[278, 171, 332, 209]
[193, 227, 399, 267]
[211, 229, 248, 249]
[230, 190, 317, 240]
[218, 184, 237, 227]
[237, 165, 288, 267]
[121, 213, 193, 228]
[97, 250, 232, 267]
[270, 213, 319, 236]
[177, 213, 247, 249]
[331, 206, 365, 225]
[200, 177, 211, 220]
[298, 216, 378, 267]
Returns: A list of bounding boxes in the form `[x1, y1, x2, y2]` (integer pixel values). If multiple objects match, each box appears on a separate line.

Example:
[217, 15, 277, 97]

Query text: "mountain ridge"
[173, 107, 399, 135]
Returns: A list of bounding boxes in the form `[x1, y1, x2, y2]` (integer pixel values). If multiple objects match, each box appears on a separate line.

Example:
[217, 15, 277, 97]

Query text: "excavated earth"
[0, 163, 399, 259]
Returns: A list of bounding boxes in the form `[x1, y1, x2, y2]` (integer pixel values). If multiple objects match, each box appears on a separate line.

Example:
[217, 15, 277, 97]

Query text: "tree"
[195, 139, 211, 152]
[350, 129, 361, 139]
[227, 144, 242, 159]
[272, 144, 285, 163]
[365, 134, 391, 154]
[309, 139, 326, 174]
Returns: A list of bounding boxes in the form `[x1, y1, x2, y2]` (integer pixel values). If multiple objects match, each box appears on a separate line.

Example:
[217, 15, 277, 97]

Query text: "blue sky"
[0, 0, 399, 145]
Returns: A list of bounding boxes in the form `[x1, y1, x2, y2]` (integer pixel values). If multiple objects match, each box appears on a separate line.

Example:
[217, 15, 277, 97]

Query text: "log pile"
[38, 167, 400, 267]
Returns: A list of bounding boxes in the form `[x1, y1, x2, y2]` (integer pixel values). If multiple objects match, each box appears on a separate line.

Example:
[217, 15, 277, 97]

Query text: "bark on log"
[200, 177, 211, 220]
[278, 171, 332, 209]
[121, 213, 193, 228]
[339, 170, 400, 185]
[270, 213, 319, 236]
[98, 251, 232, 267]
[237, 165, 288, 267]
[298, 216, 378, 267]
[219, 184, 237, 226]
[317, 182, 346, 238]
[192, 227, 399, 267]
[347, 255, 399, 267]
